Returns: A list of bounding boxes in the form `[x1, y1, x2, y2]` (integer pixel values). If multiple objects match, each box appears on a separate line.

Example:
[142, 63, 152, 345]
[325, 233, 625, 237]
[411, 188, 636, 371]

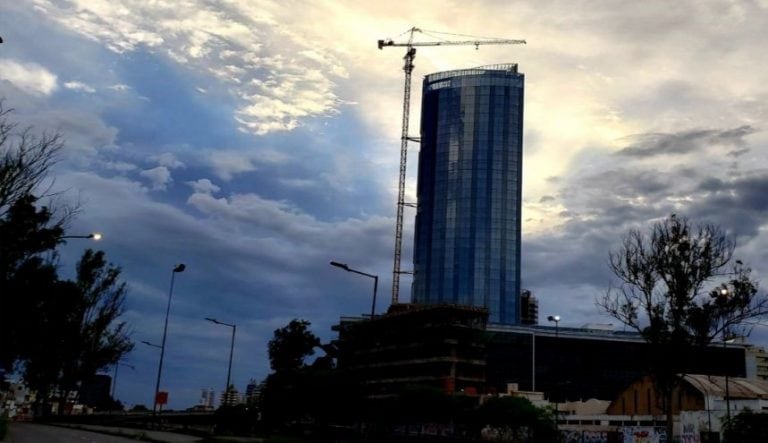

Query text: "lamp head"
[330, 261, 349, 271]
[205, 317, 219, 324]
[547, 315, 561, 322]
[90, 232, 103, 240]
[173, 263, 186, 273]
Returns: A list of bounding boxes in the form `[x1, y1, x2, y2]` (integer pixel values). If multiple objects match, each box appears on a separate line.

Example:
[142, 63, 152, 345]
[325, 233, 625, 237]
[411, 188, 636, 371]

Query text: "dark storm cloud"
[617, 126, 755, 158]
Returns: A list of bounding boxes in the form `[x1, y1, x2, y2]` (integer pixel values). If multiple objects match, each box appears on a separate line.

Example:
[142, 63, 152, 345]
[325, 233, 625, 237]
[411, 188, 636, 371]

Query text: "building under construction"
[333, 304, 489, 398]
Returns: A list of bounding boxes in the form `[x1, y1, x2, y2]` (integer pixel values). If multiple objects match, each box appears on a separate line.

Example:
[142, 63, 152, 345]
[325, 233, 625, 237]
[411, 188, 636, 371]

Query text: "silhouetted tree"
[261, 319, 324, 433]
[0, 102, 69, 372]
[597, 214, 768, 438]
[724, 408, 768, 441]
[0, 196, 64, 371]
[56, 249, 134, 412]
[0, 102, 63, 216]
[267, 319, 321, 373]
[20, 249, 133, 415]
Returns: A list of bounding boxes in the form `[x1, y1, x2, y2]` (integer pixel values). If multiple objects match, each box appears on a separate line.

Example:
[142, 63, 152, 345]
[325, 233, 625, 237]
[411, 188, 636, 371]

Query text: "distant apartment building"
[745, 345, 768, 381]
[520, 290, 538, 325]
[412, 64, 525, 325]
[221, 386, 243, 407]
[199, 388, 215, 410]
[245, 378, 263, 405]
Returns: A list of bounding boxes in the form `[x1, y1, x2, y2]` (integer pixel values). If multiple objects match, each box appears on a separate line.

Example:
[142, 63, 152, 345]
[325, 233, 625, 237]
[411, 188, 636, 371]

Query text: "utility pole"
[378, 27, 525, 305]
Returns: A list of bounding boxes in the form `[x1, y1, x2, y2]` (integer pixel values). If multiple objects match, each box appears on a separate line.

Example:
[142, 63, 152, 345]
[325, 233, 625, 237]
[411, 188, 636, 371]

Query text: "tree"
[724, 408, 768, 442]
[267, 319, 321, 373]
[57, 249, 134, 411]
[598, 214, 768, 438]
[0, 102, 132, 414]
[261, 319, 323, 433]
[21, 249, 133, 415]
[0, 103, 69, 372]
[0, 103, 63, 216]
[0, 195, 64, 371]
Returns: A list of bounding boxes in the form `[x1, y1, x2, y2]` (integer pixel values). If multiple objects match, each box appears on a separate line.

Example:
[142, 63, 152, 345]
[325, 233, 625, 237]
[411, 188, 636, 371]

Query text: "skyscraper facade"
[411, 64, 524, 324]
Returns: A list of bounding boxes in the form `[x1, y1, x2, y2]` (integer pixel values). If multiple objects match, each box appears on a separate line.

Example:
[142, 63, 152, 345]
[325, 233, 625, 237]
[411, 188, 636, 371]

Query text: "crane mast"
[379, 27, 525, 305]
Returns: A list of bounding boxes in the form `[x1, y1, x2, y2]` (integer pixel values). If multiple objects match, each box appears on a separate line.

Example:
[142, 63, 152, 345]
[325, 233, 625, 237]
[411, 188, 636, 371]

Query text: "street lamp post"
[720, 288, 732, 424]
[112, 362, 135, 400]
[547, 315, 561, 442]
[205, 317, 237, 406]
[152, 263, 185, 416]
[330, 261, 379, 318]
[60, 232, 103, 240]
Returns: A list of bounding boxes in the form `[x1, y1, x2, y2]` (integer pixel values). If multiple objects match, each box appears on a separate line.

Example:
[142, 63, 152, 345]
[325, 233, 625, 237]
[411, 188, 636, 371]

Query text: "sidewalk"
[52, 423, 264, 442]
[52, 423, 203, 442]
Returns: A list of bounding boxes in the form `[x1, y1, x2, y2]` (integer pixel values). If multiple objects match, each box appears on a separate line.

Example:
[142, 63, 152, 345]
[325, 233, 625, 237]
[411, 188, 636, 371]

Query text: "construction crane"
[378, 27, 526, 305]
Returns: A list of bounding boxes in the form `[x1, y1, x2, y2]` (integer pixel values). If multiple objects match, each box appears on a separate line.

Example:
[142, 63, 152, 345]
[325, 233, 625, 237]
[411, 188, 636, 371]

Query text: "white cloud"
[139, 166, 172, 190]
[208, 151, 257, 181]
[32, 0, 348, 135]
[187, 178, 220, 195]
[63, 80, 96, 93]
[0, 59, 58, 95]
[150, 152, 185, 169]
[206, 148, 289, 181]
[104, 161, 138, 172]
[108, 83, 131, 91]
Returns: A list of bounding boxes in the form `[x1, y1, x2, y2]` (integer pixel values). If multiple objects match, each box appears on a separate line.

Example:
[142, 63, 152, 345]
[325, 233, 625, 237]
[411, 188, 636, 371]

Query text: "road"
[8, 423, 153, 443]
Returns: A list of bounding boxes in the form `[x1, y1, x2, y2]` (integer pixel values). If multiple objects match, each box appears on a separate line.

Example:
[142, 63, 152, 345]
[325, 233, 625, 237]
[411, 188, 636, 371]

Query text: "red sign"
[155, 391, 168, 405]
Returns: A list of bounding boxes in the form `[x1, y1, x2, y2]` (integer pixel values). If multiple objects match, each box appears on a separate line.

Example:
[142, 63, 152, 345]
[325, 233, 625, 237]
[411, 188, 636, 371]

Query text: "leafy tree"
[261, 319, 323, 433]
[267, 319, 321, 373]
[598, 214, 768, 438]
[723, 408, 768, 441]
[0, 200, 62, 371]
[56, 249, 134, 411]
[20, 249, 133, 415]
[0, 103, 69, 372]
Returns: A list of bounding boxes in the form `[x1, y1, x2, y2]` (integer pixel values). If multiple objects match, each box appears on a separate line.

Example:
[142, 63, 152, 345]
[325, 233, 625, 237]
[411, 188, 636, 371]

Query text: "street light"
[547, 315, 561, 337]
[60, 232, 103, 240]
[205, 317, 237, 407]
[142, 340, 162, 349]
[152, 263, 185, 416]
[330, 261, 379, 319]
[112, 362, 135, 400]
[719, 287, 732, 423]
[548, 315, 561, 441]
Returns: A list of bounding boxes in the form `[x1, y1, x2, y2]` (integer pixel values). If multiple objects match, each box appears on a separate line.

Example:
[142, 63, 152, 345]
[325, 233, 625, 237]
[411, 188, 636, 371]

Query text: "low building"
[334, 304, 489, 398]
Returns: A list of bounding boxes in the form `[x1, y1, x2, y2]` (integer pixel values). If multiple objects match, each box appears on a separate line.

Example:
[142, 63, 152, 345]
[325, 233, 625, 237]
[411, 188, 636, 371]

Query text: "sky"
[3, 0, 768, 410]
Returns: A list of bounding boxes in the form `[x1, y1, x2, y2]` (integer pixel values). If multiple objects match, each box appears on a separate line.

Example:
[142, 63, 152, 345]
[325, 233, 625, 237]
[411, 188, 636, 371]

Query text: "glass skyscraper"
[411, 64, 524, 325]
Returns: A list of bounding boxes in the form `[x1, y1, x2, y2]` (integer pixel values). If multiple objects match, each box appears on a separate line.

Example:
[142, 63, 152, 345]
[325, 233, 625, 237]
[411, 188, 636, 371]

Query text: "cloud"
[63, 80, 96, 93]
[32, 0, 349, 135]
[108, 84, 131, 92]
[140, 166, 172, 190]
[187, 178, 220, 195]
[104, 161, 138, 172]
[208, 151, 257, 181]
[150, 152, 185, 169]
[206, 149, 289, 181]
[0, 59, 57, 95]
[617, 126, 757, 157]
